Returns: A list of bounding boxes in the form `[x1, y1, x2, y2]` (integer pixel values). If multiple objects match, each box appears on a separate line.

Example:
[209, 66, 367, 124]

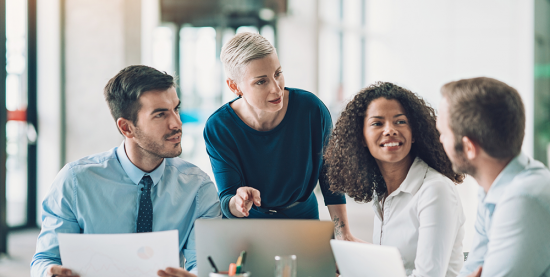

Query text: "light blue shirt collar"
[115, 141, 165, 186]
[483, 152, 529, 205]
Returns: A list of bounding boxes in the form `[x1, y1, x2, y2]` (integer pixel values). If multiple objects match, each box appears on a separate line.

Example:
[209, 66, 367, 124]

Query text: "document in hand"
[58, 230, 180, 277]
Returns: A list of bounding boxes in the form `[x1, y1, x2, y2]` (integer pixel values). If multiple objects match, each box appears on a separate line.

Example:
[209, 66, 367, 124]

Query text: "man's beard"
[134, 127, 182, 159]
[452, 147, 477, 177]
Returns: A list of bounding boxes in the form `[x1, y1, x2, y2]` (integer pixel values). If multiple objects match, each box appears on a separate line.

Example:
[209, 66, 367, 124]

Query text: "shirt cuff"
[221, 194, 238, 218]
[323, 194, 346, 206]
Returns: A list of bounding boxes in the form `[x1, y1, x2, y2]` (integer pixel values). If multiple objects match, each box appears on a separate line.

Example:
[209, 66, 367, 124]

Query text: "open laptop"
[330, 240, 407, 277]
[195, 219, 335, 277]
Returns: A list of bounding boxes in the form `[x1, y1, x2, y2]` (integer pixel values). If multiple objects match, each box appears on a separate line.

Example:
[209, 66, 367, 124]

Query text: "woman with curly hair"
[325, 82, 466, 277]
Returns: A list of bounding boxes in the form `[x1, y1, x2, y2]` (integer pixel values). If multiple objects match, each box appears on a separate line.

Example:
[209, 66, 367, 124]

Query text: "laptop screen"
[195, 219, 335, 277]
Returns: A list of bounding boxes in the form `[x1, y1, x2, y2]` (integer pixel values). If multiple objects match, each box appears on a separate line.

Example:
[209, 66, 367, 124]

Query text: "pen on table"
[235, 256, 242, 274]
[236, 251, 246, 273]
[241, 251, 247, 269]
[207, 256, 219, 273]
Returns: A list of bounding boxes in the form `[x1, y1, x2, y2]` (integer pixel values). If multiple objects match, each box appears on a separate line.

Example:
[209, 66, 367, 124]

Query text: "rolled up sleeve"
[459, 195, 489, 277]
[182, 179, 222, 272]
[31, 165, 81, 277]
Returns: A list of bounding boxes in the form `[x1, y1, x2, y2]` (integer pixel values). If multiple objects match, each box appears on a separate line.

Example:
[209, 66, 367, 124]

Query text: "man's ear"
[462, 136, 478, 160]
[117, 118, 135, 139]
[226, 78, 242, 96]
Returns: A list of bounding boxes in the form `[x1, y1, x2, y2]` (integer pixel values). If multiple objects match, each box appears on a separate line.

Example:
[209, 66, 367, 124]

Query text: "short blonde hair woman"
[204, 32, 360, 241]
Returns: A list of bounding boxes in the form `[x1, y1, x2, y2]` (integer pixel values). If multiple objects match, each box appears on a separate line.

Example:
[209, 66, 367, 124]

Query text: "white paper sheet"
[58, 230, 180, 277]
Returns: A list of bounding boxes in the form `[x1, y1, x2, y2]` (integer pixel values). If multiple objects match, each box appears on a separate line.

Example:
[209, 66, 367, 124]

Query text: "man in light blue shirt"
[31, 65, 221, 277]
[437, 77, 550, 277]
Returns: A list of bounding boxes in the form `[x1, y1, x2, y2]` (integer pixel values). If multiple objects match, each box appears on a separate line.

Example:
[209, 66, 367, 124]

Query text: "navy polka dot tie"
[137, 175, 153, 233]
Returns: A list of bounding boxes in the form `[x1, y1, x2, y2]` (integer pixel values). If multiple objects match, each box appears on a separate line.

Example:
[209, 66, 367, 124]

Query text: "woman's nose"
[271, 78, 282, 92]
[383, 123, 397, 136]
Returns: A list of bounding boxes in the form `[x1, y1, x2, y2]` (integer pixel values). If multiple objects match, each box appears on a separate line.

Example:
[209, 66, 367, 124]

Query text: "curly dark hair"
[324, 82, 464, 203]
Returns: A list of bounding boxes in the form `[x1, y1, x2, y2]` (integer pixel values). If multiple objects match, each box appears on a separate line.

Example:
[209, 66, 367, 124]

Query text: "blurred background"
[0, 0, 549, 276]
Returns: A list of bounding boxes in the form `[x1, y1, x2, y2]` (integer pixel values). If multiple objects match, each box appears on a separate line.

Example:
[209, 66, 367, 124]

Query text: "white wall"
[64, 0, 129, 163]
[37, 0, 143, 218]
[364, 0, 534, 156]
[277, 0, 319, 94]
[141, 0, 160, 66]
[279, 0, 535, 156]
[37, 0, 62, 223]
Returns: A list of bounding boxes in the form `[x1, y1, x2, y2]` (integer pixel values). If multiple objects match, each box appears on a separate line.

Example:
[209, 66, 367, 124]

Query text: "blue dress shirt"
[31, 142, 221, 277]
[459, 153, 550, 277]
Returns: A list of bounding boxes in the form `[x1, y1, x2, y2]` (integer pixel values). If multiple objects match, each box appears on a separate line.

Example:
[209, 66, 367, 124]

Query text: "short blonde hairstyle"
[220, 32, 275, 82]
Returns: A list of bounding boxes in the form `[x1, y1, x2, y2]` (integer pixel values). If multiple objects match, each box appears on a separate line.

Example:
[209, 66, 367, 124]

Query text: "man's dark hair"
[441, 77, 525, 160]
[324, 82, 464, 203]
[104, 65, 176, 130]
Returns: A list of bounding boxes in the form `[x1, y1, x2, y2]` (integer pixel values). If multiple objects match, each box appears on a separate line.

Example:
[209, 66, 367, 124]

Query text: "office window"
[6, 0, 29, 227]
[318, 0, 367, 115]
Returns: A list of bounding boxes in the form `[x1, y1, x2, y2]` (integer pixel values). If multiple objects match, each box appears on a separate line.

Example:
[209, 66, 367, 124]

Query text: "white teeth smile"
[383, 142, 400, 147]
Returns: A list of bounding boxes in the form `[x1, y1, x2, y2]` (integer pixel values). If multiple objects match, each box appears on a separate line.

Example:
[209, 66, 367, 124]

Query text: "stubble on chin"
[135, 129, 183, 159]
[171, 143, 183, 158]
[165, 130, 183, 158]
[452, 151, 476, 176]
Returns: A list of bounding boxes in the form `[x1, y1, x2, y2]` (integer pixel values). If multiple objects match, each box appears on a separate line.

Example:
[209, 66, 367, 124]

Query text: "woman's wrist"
[336, 226, 353, 239]
[229, 195, 244, 218]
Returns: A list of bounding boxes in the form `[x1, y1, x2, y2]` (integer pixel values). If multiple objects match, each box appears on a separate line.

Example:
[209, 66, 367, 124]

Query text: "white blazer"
[372, 157, 465, 277]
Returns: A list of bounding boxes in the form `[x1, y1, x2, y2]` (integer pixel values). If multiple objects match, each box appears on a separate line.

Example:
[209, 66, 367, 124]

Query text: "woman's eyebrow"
[254, 66, 282, 79]
[368, 113, 406, 120]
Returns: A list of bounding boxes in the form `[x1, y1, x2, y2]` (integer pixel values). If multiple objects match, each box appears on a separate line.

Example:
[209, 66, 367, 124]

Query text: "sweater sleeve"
[318, 100, 346, 206]
[203, 117, 242, 218]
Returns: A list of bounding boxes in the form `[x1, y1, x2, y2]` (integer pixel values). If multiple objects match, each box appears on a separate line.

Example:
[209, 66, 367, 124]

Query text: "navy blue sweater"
[203, 87, 346, 218]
